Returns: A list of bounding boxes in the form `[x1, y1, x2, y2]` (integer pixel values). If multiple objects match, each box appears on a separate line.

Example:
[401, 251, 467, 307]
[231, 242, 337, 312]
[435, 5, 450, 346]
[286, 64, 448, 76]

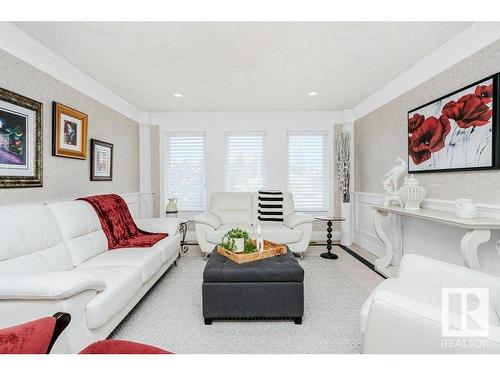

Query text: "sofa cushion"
[0, 204, 73, 274]
[48, 201, 108, 266]
[78, 248, 163, 283]
[81, 266, 142, 330]
[204, 224, 254, 244]
[209, 192, 253, 224]
[261, 223, 303, 244]
[360, 278, 438, 334]
[152, 235, 180, 263]
[203, 248, 304, 283]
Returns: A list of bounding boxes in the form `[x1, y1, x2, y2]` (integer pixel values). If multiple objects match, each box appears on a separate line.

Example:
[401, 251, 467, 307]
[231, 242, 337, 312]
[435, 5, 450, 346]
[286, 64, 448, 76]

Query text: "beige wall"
[0, 50, 139, 204]
[355, 40, 500, 203]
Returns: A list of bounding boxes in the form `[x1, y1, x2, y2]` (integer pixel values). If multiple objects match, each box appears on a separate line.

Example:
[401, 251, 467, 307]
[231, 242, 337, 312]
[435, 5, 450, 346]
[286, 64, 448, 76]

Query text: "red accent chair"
[80, 340, 170, 354]
[0, 313, 171, 354]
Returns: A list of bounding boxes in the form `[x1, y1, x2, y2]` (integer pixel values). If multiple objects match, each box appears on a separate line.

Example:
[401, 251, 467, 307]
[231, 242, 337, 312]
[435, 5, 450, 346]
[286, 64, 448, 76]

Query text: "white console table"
[372, 205, 500, 277]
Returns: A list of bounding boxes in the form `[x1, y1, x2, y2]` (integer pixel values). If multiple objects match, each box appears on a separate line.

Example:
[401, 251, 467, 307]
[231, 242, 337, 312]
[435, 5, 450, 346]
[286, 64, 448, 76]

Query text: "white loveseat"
[361, 254, 500, 353]
[0, 200, 181, 353]
[194, 192, 314, 258]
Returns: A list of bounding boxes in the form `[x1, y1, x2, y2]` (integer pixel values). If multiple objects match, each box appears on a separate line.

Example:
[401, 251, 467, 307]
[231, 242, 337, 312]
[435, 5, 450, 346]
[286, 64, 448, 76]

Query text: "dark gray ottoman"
[202, 247, 304, 325]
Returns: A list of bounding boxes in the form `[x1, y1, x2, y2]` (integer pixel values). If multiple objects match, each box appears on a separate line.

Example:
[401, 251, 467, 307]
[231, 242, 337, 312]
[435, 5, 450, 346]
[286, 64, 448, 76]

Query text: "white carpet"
[110, 255, 370, 353]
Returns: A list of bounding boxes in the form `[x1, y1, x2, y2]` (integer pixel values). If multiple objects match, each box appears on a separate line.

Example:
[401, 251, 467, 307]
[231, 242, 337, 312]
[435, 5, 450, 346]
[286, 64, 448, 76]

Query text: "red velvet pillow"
[79, 339, 172, 354]
[0, 317, 56, 354]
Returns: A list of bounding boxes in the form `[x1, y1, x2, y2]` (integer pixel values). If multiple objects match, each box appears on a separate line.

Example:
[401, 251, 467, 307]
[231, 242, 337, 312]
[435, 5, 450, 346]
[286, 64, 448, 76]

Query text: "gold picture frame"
[52, 102, 88, 159]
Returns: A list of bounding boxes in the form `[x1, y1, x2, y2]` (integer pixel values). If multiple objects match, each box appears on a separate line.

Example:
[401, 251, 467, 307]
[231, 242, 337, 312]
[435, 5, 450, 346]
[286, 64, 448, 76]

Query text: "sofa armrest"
[136, 217, 183, 235]
[0, 271, 105, 300]
[364, 287, 500, 353]
[283, 212, 314, 229]
[194, 212, 221, 230]
[399, 254, 500, 291]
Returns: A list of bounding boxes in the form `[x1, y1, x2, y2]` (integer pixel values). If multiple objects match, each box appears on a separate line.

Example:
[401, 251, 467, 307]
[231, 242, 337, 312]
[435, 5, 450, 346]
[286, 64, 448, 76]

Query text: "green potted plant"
[221, 228, 257, 254]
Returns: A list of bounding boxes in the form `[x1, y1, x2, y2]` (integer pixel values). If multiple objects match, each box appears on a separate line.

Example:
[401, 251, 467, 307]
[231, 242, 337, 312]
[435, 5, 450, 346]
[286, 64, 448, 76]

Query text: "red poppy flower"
[409, 115, 451, 165]
[475, 84, 493, 104]
[408, 113, 425, 133]
[442, 94, 492, 128]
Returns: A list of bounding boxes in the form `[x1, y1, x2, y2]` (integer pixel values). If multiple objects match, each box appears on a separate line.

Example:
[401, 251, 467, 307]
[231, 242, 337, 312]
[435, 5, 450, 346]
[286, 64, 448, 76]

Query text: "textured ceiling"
[15, 22, 471, 112]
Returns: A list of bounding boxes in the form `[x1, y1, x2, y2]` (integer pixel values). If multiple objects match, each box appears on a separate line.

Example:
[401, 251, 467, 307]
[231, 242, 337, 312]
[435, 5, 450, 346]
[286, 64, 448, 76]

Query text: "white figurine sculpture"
[382, 157, 407, 207]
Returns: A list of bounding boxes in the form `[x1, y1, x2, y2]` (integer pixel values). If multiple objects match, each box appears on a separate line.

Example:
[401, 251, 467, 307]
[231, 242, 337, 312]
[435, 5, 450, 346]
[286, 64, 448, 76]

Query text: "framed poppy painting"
[408, 74, 500, 173]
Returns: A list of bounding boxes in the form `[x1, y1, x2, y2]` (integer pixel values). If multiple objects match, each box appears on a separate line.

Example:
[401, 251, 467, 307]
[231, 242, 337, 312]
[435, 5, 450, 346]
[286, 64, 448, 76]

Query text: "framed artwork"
[90, 139, 113, 181]
[52, 102, 88, 159]
[408, 74, 500, 173]
[0, 87, 43, 188]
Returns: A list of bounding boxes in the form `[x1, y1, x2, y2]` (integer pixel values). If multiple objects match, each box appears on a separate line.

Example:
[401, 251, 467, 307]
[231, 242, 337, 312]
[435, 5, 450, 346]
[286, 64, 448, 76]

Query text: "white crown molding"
[0, 22, 141, 122]
[353, 22, 500, 121]
[150, 110, 345, 125]
[139, 111, 152, 125]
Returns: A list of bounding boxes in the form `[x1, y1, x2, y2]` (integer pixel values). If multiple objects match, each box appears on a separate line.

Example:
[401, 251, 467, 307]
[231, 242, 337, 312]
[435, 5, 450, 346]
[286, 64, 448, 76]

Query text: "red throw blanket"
[78, 194, 168, 250]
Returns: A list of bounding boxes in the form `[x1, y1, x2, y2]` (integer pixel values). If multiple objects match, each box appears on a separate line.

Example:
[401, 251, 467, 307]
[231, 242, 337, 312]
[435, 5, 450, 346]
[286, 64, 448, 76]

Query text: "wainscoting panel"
[353, 191, 500, 276]
[121, 192, 154, 219]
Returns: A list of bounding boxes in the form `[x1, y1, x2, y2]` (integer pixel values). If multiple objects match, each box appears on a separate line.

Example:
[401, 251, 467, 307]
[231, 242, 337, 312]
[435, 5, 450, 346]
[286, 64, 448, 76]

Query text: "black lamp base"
[320, 252, 338, 260]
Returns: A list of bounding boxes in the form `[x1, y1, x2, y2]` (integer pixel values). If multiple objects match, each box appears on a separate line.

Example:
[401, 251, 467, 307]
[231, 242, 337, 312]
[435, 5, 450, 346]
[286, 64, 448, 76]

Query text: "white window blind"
[164, 134, 205, 211]
[225, 133, 266, 192]
[287, 133, 328, 211]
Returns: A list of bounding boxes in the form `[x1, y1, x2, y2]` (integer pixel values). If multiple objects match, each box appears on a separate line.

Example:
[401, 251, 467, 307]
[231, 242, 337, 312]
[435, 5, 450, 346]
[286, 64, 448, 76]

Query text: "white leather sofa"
[194, 192, 314, 258]
[0, 200, 181, 353]
[361, 254, 500, 353]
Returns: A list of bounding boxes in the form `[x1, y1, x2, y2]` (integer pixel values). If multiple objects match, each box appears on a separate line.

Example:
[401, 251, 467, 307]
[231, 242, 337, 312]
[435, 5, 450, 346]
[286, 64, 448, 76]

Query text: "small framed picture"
[52, 102, 88, 159]
[90, 139, 113, 181]
[0, 87, 43, 188]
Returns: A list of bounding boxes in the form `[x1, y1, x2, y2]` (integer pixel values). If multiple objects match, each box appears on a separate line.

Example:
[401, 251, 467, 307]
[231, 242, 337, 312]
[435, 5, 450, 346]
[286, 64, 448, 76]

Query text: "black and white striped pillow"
[258, 190, 283, 222]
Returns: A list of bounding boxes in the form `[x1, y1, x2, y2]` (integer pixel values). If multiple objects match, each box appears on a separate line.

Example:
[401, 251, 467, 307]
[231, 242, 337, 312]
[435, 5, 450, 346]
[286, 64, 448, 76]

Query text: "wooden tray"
[217, 240, 287, 264]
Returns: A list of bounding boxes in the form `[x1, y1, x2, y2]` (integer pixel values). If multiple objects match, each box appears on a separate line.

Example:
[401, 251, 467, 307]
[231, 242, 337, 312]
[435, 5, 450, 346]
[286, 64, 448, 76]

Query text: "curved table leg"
[373, 210, 393, 270]
[179, 222, 189, 254]
[460, 229, 491, 271]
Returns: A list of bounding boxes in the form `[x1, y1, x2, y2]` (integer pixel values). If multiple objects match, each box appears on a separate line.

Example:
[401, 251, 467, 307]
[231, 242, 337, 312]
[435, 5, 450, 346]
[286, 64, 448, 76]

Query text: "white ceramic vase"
[400, 175, 426, 210]
[340, 201, 352, 246]
[234, 238, 245, 253]
[166, 198, 178, 217]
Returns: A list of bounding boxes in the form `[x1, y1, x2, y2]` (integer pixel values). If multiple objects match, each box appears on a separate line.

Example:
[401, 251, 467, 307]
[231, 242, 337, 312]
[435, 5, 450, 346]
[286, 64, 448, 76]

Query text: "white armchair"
[361, 254, 500, 353]
[194, 192, 314, 258]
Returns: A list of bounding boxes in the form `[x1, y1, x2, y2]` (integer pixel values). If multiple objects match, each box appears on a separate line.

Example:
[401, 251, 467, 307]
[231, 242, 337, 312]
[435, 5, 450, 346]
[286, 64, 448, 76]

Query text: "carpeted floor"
[109, 255, 370, 353]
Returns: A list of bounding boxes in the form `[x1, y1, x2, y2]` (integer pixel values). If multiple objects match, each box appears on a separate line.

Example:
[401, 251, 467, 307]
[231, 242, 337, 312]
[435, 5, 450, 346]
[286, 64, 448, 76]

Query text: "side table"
[314, 216, 345, 260]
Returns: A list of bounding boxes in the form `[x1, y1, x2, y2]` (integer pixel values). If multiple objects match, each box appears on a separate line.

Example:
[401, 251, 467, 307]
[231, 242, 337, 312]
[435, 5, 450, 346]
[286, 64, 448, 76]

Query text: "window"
[287, 133, 328, 211]
[225, 132, 266, 192]
[164, 134, 205, 211]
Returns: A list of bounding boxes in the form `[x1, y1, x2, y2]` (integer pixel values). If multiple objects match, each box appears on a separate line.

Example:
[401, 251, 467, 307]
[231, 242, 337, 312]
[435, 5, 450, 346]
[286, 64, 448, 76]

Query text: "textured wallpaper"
[355, 40, 500, 204]
[0, 50, 139, 204]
